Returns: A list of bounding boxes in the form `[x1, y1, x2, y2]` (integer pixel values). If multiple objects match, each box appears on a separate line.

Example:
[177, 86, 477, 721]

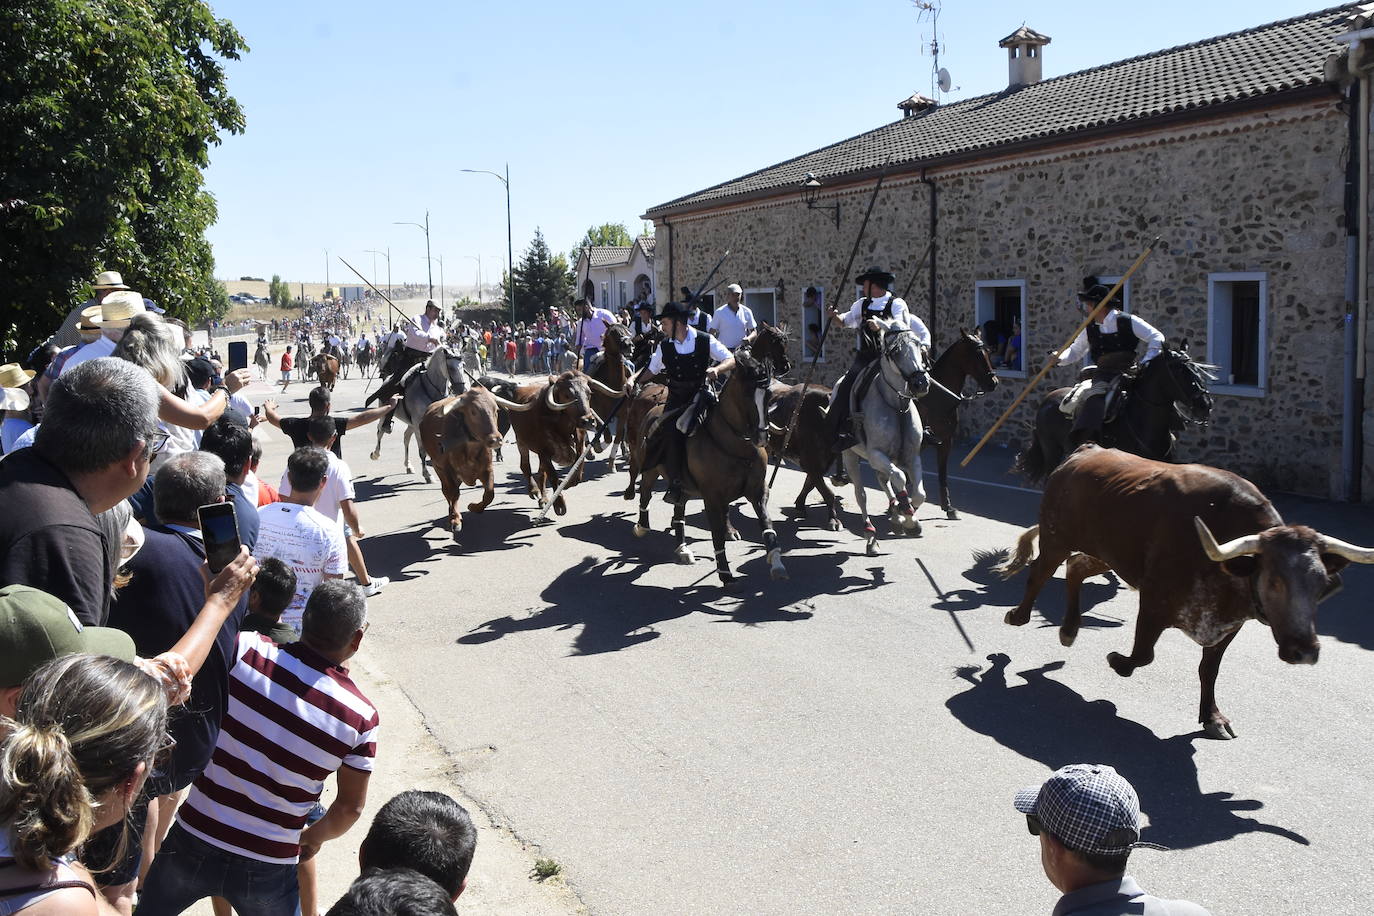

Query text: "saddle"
[1057, 371, 1133, 421]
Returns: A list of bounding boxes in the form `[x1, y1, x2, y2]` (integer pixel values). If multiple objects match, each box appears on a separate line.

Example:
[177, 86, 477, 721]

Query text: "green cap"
[0, 585, 136, 688]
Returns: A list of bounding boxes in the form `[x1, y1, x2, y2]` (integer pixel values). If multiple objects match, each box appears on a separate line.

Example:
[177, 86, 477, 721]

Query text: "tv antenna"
[913, 0, 958, 98]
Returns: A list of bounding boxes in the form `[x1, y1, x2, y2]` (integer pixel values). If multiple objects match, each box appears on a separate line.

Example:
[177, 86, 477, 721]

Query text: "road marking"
[921, 470, 1042, 495]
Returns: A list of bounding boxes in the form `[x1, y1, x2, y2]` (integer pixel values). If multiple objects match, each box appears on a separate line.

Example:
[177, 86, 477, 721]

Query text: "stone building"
[643, 3, 1374, 501]
[573, 236, 656, 312]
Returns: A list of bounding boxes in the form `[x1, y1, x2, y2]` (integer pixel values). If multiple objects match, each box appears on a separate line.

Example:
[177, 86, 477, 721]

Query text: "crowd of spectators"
[0, 269, 479, 914]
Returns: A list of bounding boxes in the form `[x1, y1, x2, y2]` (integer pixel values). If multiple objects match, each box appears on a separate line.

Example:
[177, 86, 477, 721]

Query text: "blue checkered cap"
[1014, 764, 1166, 856]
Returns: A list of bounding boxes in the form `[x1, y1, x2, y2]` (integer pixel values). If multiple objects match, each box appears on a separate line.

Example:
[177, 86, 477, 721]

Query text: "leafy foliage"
[0, 0, 247, 358]
[569, 222, 633, 265]
[510, 228, 571, 323]
[268, 274, 292, 308]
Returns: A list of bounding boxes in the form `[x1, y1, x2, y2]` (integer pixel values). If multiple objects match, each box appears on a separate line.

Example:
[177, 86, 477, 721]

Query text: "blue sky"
[205, 0, 1331, 289]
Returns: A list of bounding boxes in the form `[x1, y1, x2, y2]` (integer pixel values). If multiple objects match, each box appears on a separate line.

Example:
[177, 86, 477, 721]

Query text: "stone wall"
[653, 99, 1356, 499]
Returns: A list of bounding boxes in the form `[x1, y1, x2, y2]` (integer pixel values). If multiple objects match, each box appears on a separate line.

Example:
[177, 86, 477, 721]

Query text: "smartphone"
[227, 340, 248, 371]
[198, 502, 241, 574]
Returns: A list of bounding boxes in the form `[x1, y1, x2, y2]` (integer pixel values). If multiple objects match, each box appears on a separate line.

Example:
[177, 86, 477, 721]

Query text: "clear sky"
[205, 0, 1333, 290]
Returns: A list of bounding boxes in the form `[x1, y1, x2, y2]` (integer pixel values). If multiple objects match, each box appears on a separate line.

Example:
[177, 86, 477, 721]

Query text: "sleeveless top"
[660, 334, 712, 408]
[0, 829, 95, 914]
[1086, 316, 1138, 360]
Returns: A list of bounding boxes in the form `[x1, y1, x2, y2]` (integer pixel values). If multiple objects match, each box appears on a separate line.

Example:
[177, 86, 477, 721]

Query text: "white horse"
[838, 319, 931, 553]
[370, 344, 467, 483]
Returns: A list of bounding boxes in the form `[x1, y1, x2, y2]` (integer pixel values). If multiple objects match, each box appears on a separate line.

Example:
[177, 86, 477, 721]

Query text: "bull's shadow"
[930, 549, 1124, 636]
[358, 521, 446, 583]
[353, 474, 429, 506]
[946, 653, 1308, 849]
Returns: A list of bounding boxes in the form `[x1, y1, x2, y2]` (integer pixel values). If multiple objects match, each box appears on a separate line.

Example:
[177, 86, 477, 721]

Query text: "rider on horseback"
[1048, 278, 1165, 446]
[824, 266, 931, 484]
[367, 300, 443, 410]
[628, 300, 662, 371]
[625, 301, 735, 507]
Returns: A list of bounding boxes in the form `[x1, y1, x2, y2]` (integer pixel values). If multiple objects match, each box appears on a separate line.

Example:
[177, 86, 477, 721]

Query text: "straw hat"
[0, 363, 34, 412]
[93, 270, 130, 290]
[91, 290, 145, 328]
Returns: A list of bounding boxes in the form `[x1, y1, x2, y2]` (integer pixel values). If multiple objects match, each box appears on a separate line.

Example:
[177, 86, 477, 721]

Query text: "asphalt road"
[250, 366, 1374, 916]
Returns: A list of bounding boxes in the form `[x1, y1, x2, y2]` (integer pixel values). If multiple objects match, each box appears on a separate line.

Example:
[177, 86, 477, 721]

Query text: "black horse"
[917, 328, 1000, 519]
[1016, 344, 1216, 484]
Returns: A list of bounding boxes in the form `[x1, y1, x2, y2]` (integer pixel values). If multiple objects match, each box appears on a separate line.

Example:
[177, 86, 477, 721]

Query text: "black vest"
[688, 310, 710, 333]
[1086, 315, 1138, 360]
[661, 333, 711, 407]
[862, 296, 895, 320]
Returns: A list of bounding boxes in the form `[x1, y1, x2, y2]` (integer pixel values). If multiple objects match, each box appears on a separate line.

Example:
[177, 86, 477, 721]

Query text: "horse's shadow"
[928, 549, 1125, 637]
[946, 653, 1308, 849]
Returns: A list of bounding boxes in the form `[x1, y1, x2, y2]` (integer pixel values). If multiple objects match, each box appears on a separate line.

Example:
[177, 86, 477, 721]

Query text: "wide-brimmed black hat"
[854, 266, 895, 289]
[655, 301, 690, 321]
[1077, 283, 1121, 305]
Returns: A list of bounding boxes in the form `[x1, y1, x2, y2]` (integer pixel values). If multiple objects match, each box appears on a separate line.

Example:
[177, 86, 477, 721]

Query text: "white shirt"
[278, 452, 354, 527]
[253, 502, 347, 629]
[837, 294, 931, 347]
[708, 304, 757, 349]
[1058, 309, 1165, 366]
[59, 334, 116, 374]
[403, 315, 442, 353]
[575, 308, 617, 351]
[647, 327, 733, 375]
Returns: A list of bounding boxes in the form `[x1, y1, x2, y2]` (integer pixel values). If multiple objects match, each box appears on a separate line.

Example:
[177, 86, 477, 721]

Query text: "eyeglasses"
[1026, 814, 1043, 837]
[144, 430, 171, 456]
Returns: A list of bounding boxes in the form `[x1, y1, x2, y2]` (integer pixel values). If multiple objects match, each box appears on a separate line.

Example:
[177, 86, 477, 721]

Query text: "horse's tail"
[1013, 433, 1049, 484]
[994, 525, 1040, 579]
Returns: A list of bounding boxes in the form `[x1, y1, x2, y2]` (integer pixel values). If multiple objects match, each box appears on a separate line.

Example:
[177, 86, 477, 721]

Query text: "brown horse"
[311, 353, 340, 391]
[766, 381, 841, 530]
[630, 324, 791, 584]
[618, 383, 669, 499]
[916, 328, 1000, 519]
[588, 323, 634, 461]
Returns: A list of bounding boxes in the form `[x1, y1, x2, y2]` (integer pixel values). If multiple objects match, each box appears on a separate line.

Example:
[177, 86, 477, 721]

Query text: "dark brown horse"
[630, 325, 791, 584]
[619, 383, 668, 499]
[589, 323, 634, 461]
[916, 328, 1000, 519]
[311, 353, 340, 391]
[766, 381, 841, 530]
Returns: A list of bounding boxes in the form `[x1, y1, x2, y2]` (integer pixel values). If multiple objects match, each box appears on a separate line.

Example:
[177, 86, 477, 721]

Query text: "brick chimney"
[999, 26, 1051, 88]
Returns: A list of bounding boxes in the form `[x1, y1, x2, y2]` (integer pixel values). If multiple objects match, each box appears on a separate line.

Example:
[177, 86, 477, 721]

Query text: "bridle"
[878, 329, 929, 403]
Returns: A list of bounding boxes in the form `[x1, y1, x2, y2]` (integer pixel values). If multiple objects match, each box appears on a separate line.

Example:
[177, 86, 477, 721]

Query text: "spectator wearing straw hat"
[0, 362, 36, 455]
[1014, 763, 1211, 915]
[61, 289, 146, 375]
[49, 269, 131, 348]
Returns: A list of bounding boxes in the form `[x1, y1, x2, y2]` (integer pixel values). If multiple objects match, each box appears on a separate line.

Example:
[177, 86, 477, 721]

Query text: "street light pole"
[464, 255, 481, 305]
[394, 213, 433, 300]
[425, 255, 446, 310]
[461, 164, 515, 326]
[365, 249, 391, 311]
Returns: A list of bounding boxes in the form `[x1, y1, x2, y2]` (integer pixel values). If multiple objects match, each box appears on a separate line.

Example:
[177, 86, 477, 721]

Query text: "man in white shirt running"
[254, 446, 347, 632]
[709, 283, 757, 350]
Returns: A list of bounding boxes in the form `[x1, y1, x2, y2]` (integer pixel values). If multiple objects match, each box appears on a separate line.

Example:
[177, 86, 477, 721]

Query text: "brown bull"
[311, 353, 339, 391]
[419, 388, 503, 543]
[997, 445, 1373, 738]
[492, 371, 600, 517]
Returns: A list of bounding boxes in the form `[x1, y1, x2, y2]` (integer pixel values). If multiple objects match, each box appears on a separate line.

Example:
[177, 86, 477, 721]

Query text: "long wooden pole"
[767, 159, 892, 491]
[959, 236, 1162, 468]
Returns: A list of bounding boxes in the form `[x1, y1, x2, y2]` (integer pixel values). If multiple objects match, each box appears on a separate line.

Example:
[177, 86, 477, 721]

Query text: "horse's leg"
[749, 494, 787, 581]
[899, 433, 926, 535]
[370, 418, 386, 462]
[674, 501, 696, 566]
[634, 467, 657, 536]
[937, 436, 957, 520]
[814, 474, 842, 531]
[844, 449, 881, 553]
[703, 501, 731, 580]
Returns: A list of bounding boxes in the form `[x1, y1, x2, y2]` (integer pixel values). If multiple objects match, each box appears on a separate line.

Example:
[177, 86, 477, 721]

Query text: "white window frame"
[974, 279, 1028, 379]
[1207, 272, 1267, 397]
[618, 280, 627, 310]
[743, 287, 776, 326]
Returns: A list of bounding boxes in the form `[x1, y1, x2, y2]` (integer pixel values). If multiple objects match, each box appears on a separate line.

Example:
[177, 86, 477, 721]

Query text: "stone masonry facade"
[652, 98, 1355, 499]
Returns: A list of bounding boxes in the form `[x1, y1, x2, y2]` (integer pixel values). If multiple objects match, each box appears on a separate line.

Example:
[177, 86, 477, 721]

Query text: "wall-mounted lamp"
[800, 172, 840, 229]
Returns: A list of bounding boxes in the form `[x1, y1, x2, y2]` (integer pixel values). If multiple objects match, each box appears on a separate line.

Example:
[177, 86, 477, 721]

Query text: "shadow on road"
[945, 652, 1308, 850]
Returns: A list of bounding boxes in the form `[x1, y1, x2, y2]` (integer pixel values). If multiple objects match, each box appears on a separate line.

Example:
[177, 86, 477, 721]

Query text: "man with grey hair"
[141, 579, 378, 916]
[0, 357, 161, 624]
[104, 449, 249, 910]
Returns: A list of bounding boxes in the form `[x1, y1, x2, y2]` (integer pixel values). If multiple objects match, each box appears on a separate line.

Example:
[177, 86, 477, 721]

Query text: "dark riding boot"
[662, 426, 688, 506]
[1070, 393, 1106, 448]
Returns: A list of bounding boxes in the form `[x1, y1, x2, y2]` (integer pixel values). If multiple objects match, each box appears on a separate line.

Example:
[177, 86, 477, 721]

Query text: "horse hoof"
[1107, 651, 1135, 678]
[1203, 717, 1237, 740]
[370, 450, 381, 462]
[728, 527, 741, 542]
[827, 517, 841, 532]
[466, 503, 485, 513]
[554, 500, 567, 517]
[865, 537, 879, 557]
[1004, 608, 1031, 627]
[404, 464, 414, 475]
[674, 548, 695, 565]
[946, 509, 959, 520]
[634, 524, 649, 537]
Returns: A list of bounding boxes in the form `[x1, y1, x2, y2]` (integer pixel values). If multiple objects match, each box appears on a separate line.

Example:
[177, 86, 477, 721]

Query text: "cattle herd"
[360, 329, 1372, 739]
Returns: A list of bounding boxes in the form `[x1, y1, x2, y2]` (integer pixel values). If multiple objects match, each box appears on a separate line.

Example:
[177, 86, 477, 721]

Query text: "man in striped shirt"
[139, 580, 378, 916]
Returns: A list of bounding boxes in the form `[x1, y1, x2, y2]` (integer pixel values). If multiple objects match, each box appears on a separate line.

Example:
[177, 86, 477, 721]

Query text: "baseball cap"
[725, 283, 743, 294]
[1013, 763, 1166, 856]
[0, 585, 136, 688]
[185, 356, 215, 387]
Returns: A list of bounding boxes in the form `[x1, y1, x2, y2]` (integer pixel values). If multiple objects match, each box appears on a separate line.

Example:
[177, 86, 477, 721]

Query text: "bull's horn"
[767, 422, 786, 434]
[545, 386, 575, 411]
[440, 399, 457, 417]
[586, 377, 622, 397]
[490, 395, 535, 412]
[1317, 534, 1374, 564]
[1194, 517, 1263, 562]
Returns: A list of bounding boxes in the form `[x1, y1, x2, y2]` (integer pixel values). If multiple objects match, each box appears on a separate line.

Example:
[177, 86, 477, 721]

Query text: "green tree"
[0, 0, 247, 358]
[510, 228, 571, 323]
[206, 279, 230, 322]
[269, 274, 291, 308]
[569, 222, 634, 266]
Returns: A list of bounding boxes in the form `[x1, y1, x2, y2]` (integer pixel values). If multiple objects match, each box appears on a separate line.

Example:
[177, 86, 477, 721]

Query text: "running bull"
[997, 445, 1373, 739]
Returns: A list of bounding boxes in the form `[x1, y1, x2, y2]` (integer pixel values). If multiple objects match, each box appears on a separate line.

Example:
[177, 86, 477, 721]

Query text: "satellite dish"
[937, 67, 952, 93]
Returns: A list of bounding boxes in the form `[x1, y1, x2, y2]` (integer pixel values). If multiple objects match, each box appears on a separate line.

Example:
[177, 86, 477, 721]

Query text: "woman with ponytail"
[0, 654, 169, 913]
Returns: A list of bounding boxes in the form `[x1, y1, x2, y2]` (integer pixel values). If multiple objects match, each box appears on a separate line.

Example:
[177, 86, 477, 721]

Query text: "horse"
[588, 323, 634, 462]
[838, 318, 931, 553]
[1015, 343, 1216, 484]
[356, 341, 374, 377]
[369, 344, 467, 483]
[338, 344, 354, 380]
[631, 324, 792, 584]
[766, 381, 843, 530]
[253, 342, 270, 379]
[916, 328, 1000, 519]
[311, 353, 340, 391]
